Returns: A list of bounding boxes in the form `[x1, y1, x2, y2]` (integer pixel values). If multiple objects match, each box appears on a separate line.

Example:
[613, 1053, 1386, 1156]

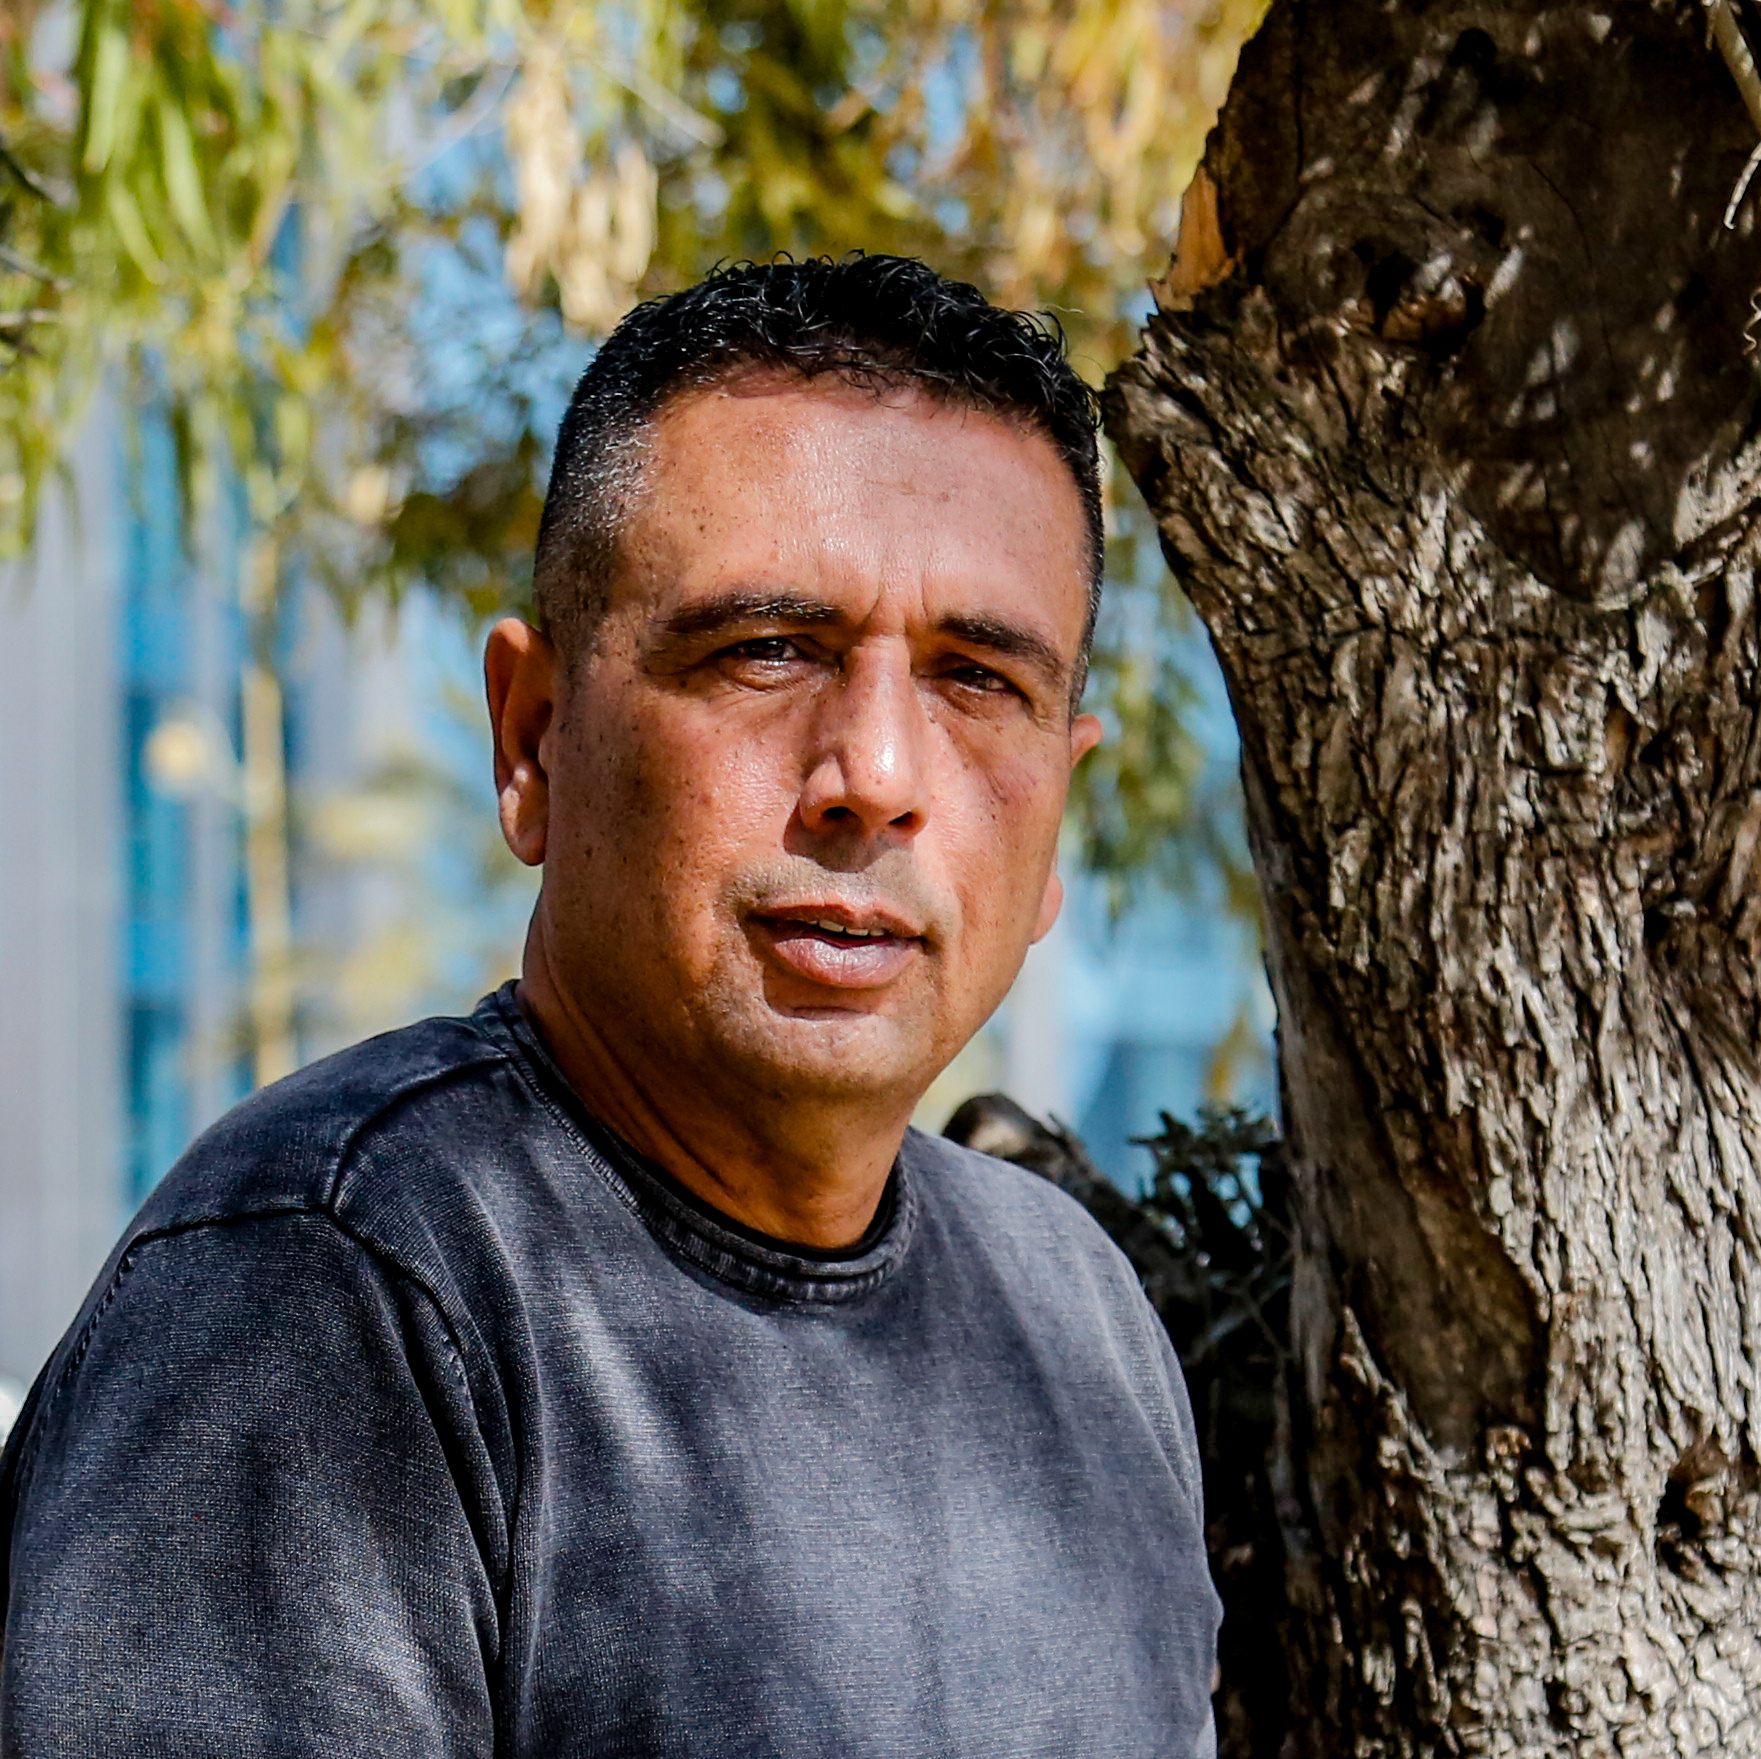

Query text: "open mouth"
[788, 917, 895, 944]
[751, 911, 924, 990]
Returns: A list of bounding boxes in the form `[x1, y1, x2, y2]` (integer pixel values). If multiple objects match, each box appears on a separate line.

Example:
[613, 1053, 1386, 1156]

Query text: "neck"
[516, 923, 910, 1251]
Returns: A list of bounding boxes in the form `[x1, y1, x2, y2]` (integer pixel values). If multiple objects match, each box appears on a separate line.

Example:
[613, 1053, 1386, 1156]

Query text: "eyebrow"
[934, 612, 1069, 687]
[654, 591, 845, 642]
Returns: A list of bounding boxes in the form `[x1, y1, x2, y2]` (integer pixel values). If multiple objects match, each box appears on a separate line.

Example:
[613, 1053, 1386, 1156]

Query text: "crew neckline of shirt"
[480, 982, 917, 1306]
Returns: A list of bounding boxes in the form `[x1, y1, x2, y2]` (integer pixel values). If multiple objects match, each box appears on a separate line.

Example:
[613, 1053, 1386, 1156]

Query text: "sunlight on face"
[536, 376, 1100, 1112]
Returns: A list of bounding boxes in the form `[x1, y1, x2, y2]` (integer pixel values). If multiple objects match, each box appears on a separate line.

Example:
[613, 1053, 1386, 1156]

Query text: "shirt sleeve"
[1, 1212, 500, 1758]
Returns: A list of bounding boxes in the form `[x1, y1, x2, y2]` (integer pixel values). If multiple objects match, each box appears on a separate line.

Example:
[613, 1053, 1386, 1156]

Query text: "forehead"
[614, 375, 1091, 630]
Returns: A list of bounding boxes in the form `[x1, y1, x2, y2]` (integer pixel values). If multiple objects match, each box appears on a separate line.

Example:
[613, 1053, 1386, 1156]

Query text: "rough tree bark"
[1105, 2, 1761, 1752]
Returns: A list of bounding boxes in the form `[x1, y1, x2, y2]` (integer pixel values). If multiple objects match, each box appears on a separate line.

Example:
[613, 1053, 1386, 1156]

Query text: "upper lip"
[753, 901, 925, 941]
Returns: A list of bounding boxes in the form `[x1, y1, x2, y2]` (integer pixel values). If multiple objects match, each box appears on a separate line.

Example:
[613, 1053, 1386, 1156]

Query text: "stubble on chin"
[680, 927, 942, 1106]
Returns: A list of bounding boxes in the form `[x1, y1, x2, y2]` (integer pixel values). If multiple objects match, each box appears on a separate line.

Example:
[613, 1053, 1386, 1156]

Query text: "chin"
[721, 1005, 939, 1101]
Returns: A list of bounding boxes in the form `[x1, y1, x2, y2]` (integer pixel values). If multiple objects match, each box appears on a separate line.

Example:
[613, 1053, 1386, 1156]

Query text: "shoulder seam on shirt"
[136, 1208, 476, 1379]
[17, 1243, 144, 1496]
[14, 1211, 475, 1510]
[314, 1038, 512, 1214]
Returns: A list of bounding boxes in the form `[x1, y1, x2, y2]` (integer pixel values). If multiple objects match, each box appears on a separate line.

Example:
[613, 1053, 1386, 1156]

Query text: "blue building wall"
[119, 417, 251, 1202]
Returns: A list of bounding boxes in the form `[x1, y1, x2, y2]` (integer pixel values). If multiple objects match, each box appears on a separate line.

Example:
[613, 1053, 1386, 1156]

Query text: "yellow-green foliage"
[0, 0, 1265, 878]
[0, 0, 1263, 552]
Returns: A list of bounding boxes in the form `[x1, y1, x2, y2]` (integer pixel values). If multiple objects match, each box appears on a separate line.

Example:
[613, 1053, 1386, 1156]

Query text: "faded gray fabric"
[1, 985, 1220, 1757]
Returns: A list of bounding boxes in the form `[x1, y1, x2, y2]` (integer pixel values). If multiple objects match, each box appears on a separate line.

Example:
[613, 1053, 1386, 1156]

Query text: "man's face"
[505, 375, 1101, 1114]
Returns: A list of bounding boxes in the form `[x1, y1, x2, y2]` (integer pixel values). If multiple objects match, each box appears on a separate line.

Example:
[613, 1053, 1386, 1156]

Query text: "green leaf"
[79, 12, 127, 175]
[154, 89, 218, 258]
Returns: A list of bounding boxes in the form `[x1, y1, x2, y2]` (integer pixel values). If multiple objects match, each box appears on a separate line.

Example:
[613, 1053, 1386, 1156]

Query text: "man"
[1, 255, 1220, 1755]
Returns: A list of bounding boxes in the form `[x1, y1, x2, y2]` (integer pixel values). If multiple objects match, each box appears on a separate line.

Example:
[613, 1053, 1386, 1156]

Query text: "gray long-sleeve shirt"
[1, 985, 1220, 1756]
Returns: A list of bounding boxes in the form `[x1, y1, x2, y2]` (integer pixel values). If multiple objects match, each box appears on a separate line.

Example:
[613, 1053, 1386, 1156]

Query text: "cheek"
[639, 730, 793, 863]
[585, 706, 799, 946]
[934, 745, 1069, 935]
[979, 724, 1070, 818]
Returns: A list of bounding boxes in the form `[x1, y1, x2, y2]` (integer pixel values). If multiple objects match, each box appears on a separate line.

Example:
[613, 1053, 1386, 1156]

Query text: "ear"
[1030, 865, 1064, 945]
[484, 617, 557, 867]
[1069, 710, 1103, 770]
[1029, 713, 1101, 944]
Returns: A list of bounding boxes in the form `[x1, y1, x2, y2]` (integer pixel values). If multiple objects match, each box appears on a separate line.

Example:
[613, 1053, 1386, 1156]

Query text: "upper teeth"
[812, 918, 886, 937]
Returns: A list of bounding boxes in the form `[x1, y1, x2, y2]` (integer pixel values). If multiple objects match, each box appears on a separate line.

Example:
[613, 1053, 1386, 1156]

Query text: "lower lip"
[753, 920, 922, 990]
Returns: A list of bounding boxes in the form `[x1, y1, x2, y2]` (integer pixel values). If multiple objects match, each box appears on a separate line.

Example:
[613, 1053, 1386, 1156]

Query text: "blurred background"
[0, 0, 1269, 1410]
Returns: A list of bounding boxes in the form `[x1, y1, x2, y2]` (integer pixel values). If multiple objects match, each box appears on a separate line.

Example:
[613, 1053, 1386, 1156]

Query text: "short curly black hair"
[533, 254, 1103, 700]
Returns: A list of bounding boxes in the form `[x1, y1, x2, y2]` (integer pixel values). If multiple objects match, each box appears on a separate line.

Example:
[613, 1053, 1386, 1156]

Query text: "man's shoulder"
[903, 1125, 1135, 1281]
[904, 1125, 1201, 1486]
[130, 1005, 518, 1241]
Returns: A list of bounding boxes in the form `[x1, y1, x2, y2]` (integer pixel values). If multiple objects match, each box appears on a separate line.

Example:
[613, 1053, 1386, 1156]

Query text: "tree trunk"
[1105, 3, 1761, 1752]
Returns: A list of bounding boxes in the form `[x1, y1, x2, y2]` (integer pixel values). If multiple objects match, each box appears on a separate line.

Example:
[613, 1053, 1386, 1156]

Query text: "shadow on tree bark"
[943, 1093, 1312, 1759]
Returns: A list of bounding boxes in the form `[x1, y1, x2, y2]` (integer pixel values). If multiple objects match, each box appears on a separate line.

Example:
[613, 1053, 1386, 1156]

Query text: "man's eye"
[946, 662, 1012, 694]
[725, 637, 798, 664]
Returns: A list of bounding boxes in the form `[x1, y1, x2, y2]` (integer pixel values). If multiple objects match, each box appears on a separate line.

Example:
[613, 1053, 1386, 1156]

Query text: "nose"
[796, 643, 930, 841]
